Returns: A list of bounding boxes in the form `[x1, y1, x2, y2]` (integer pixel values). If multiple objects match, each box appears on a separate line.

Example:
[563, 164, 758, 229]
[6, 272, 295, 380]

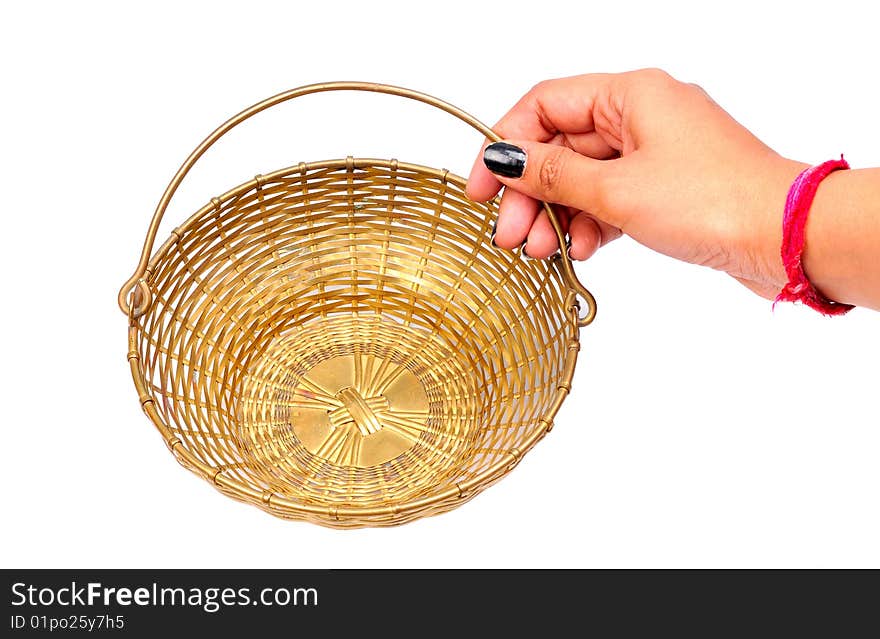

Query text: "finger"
[495, 187, 540, 249]
[466, 139, 502, 202]
[524, 209, 560, 259]
[568, 211, 622, 260]
[559, 131, 620, 159]
[482, 139, 619, 227]
[555, 204, 574, 236]
[568, 213, 602, 261]
[494, 75, 615, 141]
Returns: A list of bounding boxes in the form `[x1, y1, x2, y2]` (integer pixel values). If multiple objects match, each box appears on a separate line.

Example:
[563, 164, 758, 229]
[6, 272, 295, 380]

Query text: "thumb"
[482, 140, 615, 224]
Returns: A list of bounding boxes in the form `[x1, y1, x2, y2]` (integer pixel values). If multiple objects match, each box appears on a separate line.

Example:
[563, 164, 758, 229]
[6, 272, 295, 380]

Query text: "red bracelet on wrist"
[774, 155, 855, 316]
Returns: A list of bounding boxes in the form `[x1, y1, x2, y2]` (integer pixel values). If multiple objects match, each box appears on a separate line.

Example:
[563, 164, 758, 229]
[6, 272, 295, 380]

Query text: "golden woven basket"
[118, 82, 596, 528]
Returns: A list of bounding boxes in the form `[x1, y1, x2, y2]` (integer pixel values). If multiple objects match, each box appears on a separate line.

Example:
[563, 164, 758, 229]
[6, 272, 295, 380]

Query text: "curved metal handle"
[118, 81, 596, 326]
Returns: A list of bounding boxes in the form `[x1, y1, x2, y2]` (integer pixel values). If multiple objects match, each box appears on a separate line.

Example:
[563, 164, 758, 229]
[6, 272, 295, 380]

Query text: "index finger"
[465, 73, 615, 202]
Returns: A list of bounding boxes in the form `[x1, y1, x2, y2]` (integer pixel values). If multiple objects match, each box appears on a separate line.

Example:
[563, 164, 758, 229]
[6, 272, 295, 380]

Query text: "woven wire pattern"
[128, 158, 580, 527]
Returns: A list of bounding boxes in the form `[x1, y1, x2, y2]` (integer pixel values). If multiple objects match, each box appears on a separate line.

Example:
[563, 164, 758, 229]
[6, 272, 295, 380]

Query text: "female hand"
[466, 68, 880, 308]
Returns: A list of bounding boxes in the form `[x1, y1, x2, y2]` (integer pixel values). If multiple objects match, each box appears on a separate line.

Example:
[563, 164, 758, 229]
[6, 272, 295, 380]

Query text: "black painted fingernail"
[565, 236, 573, 259]
[490, 221, 498, 247]
[483, 142, 526, 178]
[521, 240, 534, 260]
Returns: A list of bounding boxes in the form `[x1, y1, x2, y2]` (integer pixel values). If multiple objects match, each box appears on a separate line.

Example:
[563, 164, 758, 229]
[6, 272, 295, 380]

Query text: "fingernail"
[490, 221, 498, 247]
[565, 236, 573, 259]
[483, 142, 526, 178]
[521, 240, 534, 260]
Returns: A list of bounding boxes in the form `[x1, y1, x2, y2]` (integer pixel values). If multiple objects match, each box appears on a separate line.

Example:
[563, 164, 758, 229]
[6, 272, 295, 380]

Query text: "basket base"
[274, 352, 430, 468]
[235, 315, 484, 505]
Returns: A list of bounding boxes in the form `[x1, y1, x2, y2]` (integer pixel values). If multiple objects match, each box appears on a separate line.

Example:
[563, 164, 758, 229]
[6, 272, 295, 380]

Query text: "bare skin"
[466, 69, 880, 311]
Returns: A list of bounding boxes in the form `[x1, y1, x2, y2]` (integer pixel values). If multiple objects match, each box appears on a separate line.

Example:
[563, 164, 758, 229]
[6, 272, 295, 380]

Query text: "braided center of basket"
[332, 387, 387, 437]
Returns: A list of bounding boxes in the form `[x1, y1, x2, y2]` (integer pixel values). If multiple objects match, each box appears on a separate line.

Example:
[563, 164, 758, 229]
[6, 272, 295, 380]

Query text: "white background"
[1, 1, 877, 568]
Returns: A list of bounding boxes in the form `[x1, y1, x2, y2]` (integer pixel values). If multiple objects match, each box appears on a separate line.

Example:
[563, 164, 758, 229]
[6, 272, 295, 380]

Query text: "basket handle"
[118, 81, 596, 326]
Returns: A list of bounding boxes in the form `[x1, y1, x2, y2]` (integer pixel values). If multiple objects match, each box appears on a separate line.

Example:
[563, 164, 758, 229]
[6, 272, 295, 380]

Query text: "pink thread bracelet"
[774, 156, 854, 316]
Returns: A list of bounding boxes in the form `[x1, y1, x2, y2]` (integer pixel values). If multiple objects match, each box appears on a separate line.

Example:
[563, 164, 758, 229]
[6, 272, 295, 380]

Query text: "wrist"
[743, 156, 809, 292]
[749, 157, 872, 310]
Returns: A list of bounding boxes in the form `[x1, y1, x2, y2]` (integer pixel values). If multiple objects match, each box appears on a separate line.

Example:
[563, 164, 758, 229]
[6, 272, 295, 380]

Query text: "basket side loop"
[122, 278, 152, 320]
[118, 81, 596, 322]
[547, 216, 597, 328]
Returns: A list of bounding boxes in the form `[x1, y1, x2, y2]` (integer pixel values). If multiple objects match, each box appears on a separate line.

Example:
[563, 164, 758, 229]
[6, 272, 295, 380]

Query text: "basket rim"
[150, 157, 471, 272]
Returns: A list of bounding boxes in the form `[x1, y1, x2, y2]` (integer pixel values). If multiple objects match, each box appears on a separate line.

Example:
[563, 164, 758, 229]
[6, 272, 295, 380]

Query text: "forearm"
[803, 167, 880, 311]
